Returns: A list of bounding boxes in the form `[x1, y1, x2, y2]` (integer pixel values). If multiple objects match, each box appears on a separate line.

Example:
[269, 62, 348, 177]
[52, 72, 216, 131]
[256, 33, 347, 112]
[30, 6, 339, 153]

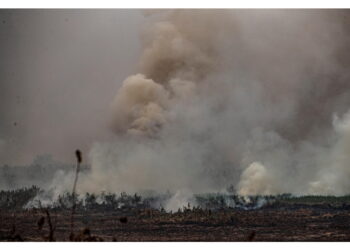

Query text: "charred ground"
[1, 187, 350, 241]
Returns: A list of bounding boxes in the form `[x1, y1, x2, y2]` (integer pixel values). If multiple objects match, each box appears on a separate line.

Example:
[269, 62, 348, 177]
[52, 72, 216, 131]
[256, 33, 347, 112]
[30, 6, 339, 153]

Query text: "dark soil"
[1, 205, 350, 241]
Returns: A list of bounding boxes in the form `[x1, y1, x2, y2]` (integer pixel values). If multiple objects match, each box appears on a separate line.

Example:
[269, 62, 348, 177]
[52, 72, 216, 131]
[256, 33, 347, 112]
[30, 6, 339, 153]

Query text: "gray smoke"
[72, 10, 350, 197]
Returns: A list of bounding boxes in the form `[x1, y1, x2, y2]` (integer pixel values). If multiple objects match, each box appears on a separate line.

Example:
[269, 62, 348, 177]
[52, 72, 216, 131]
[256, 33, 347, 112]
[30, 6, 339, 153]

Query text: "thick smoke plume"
[71, 10, 350, 199]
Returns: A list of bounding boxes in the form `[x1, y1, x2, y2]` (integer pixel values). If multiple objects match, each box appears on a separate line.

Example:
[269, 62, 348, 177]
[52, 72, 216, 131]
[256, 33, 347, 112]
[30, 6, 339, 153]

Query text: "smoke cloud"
[5, 10, 350, 200]
[70, 10, 350, 197]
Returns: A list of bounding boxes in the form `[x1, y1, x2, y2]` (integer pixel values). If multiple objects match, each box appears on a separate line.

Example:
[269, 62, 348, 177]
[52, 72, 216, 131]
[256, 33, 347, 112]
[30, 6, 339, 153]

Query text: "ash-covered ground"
[1, 187, 350, 241]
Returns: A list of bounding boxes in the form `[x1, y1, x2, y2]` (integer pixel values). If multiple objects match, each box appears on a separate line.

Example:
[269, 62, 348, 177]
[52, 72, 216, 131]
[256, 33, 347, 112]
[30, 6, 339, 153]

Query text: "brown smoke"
[77, 10, 350, 197]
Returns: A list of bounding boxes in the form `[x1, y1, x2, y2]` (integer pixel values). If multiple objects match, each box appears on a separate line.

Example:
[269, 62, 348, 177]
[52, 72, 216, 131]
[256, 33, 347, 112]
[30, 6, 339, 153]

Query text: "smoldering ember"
[2, 9, 350, 241]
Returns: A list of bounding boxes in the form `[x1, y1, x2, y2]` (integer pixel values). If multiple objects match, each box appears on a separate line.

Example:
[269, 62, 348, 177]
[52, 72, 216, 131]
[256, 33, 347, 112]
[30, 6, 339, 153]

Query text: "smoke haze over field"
[0, 10, 143, 165]
[3, 10, 350, 199]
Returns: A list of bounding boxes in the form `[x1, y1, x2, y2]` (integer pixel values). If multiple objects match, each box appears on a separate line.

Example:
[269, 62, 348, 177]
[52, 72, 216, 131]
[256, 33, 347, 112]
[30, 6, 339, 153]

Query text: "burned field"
[1, 187, 350, 241]
[2, 205, 350, 241]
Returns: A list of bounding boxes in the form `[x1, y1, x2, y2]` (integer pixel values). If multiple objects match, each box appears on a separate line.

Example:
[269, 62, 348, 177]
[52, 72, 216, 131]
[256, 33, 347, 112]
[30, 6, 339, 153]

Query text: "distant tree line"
[0, 154, 90, 190]
[2, 185, 350, 212]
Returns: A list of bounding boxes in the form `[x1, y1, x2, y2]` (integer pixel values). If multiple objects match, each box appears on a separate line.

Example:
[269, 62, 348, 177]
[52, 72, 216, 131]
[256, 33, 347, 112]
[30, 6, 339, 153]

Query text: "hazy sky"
[0, 10, 144, 165]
